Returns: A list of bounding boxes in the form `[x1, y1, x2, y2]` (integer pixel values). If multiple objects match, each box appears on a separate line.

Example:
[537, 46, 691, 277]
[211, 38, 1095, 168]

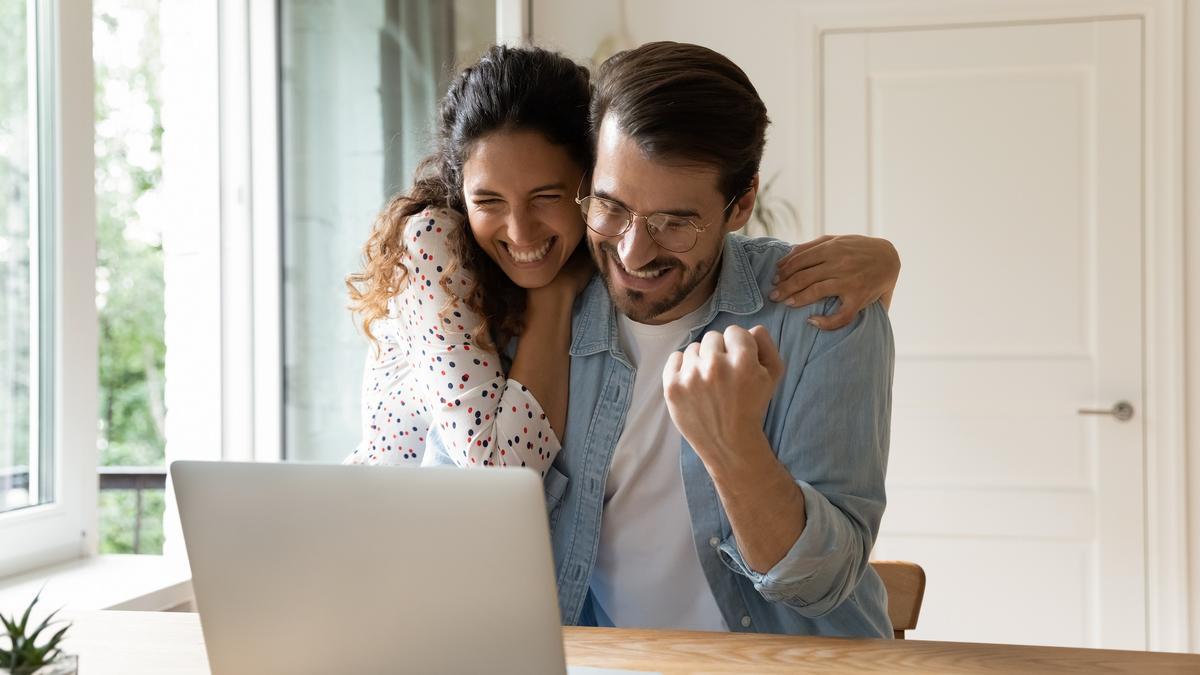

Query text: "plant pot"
[0, 654, 78, 675]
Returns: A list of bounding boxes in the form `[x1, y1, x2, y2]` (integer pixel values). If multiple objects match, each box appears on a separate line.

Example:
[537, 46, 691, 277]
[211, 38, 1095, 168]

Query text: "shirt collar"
[570, 234, 764, 357]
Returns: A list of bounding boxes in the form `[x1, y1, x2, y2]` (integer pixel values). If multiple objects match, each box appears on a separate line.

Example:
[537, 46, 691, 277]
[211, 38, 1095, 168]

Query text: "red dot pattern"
[344, 208, 561, 475]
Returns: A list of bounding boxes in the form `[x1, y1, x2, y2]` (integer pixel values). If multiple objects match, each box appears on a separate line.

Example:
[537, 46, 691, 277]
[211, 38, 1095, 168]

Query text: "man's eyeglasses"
[574, 179, 741, 254]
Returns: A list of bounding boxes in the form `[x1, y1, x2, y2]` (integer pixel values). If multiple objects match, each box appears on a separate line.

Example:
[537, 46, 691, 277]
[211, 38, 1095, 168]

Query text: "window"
[0, 0, 41, 516]
[279, 0, 496, 462]
[94, 0, 166, 555]
[0, 0, 98, 578]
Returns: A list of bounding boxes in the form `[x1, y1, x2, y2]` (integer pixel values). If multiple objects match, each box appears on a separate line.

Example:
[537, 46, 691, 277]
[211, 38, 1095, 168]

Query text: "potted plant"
[745, 171, 801, 239]
[0, 591, 76, 675]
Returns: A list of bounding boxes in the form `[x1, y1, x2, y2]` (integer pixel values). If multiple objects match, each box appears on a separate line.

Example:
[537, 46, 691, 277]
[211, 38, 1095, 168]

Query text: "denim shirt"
[545, 234, 894, 638]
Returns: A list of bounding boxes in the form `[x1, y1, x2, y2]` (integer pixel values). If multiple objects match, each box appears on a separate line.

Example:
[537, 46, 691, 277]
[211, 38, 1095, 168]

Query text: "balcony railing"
[1, 465, 167, 554]
[98, 466, 167, 554]
[0, 465, 30, 492]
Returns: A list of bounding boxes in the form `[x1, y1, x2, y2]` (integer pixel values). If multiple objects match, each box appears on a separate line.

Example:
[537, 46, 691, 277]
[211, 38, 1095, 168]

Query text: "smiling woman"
[462, 129, 586, 291]
[343, 44, 594, 470]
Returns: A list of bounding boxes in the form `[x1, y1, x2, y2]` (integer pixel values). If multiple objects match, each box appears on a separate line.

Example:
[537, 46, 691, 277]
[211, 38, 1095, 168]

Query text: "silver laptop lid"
[171, 461, 566, 675]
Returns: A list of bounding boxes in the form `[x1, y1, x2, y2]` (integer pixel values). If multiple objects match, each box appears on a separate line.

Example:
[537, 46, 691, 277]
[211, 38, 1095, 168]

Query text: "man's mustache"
[596, 242, 679, 274]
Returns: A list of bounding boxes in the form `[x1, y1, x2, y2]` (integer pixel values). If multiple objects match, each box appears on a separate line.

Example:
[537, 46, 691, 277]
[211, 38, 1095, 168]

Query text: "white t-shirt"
[589, 303, 729, 631]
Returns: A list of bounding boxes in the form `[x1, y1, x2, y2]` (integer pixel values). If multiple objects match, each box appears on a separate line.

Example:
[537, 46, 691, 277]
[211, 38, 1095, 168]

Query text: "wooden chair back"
[871, 560, 926, 639]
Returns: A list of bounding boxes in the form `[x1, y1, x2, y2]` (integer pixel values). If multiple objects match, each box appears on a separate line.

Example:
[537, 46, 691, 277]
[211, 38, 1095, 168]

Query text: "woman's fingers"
[770, 263, 828, 303]
[782, 279, 839, 310]
[774, 236, 836, 280]
[808, 293, 866, 331]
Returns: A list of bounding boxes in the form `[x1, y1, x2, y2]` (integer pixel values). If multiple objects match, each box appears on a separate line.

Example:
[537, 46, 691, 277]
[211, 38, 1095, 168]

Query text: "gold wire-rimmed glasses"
[574, 178, 740, 254]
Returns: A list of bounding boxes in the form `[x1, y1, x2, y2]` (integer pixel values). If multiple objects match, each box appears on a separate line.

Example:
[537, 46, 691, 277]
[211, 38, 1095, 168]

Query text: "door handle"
[1077, 401, 1134, 422]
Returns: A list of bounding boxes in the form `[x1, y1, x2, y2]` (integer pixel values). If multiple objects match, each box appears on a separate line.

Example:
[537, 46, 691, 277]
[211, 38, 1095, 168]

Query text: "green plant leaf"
[0, 612, 18, 635]
[0, 589, 72, 672]
[41, 624, 71, 653]
[15, 588, 42, 634]
[25, 613, 63, 647]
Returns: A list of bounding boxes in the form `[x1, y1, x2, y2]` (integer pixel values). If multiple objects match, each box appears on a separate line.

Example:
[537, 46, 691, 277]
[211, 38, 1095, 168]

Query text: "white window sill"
[0, 555, 193, 615]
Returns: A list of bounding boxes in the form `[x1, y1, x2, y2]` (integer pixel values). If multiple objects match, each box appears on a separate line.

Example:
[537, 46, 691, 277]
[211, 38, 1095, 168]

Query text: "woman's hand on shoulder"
[770, 234, 900, 330]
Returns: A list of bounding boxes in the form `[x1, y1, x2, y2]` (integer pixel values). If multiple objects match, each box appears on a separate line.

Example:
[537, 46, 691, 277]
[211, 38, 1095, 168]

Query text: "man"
[543, 41, 894, 638]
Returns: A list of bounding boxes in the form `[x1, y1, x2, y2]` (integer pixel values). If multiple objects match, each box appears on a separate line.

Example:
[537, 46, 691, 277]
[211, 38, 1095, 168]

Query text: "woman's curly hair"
[347, 45, 593, 353]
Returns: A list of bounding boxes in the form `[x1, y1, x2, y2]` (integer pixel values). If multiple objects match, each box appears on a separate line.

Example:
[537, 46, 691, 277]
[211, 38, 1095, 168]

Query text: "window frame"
[0, 0, 98, 579]
[157, 0, 283, 561]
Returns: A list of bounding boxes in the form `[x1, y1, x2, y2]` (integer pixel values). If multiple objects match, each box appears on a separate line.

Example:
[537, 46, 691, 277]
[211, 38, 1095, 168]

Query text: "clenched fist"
[662, 325, 784, 473]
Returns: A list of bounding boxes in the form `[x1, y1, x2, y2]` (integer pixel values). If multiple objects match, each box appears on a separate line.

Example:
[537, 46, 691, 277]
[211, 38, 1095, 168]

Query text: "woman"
[344, 45, 899, 472]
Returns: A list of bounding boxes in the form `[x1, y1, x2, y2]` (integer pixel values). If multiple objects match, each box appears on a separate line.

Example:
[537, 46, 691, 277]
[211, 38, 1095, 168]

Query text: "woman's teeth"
[505, 238, 554, 263]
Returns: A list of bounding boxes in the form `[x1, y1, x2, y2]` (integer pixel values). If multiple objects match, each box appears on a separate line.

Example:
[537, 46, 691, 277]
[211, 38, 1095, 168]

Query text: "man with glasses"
[544, 41, 895, 638]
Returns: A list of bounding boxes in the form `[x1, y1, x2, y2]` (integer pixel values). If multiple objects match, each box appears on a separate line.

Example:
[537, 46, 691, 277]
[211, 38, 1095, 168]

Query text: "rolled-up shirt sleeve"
[717, 300, 893, 616]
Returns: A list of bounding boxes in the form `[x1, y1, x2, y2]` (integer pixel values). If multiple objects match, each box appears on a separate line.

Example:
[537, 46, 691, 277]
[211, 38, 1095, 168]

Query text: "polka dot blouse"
[344, 207, 561, 475]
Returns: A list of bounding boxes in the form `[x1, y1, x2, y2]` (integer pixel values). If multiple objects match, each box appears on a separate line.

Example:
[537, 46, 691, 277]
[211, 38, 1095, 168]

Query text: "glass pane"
[280, 0, 496, 462]
[94, 0, 166, 553]
[0, 0, 36, 514]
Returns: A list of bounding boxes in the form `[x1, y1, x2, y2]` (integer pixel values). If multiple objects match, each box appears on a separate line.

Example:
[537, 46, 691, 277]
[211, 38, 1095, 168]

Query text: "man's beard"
[591, 241, 712, 323]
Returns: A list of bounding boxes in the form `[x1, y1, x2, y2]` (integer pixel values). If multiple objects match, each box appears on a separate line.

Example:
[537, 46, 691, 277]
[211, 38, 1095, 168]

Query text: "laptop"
[171, 460, 570, 674]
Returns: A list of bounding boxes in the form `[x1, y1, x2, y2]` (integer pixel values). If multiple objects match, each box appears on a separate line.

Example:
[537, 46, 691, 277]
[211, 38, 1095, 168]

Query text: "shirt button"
[709, 536, 720, 548]
[741, 615, 752, 628]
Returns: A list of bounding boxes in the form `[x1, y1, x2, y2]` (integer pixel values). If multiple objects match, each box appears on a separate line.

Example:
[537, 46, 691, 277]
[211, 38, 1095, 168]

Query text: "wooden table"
[59, 610, 1200, 674]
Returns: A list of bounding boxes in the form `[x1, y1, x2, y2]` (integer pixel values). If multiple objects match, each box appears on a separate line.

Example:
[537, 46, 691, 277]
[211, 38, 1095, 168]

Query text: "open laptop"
[171, 460, 571, 674]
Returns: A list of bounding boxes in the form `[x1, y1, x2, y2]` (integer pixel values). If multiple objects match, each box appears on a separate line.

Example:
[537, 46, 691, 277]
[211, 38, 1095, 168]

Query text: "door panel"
[824, 19, 1145, 648]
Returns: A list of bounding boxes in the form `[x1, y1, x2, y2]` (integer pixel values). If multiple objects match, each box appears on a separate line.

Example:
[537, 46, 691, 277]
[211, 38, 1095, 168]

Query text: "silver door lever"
[1077, 401, 1134, 422]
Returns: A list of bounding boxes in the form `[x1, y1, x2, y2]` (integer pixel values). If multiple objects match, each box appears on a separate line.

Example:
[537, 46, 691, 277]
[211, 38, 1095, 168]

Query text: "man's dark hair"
[589, 41, 770, 208]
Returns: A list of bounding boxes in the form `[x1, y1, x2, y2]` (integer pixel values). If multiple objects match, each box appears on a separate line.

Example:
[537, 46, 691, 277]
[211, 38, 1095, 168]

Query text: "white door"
[823, 19, 1145, 648]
